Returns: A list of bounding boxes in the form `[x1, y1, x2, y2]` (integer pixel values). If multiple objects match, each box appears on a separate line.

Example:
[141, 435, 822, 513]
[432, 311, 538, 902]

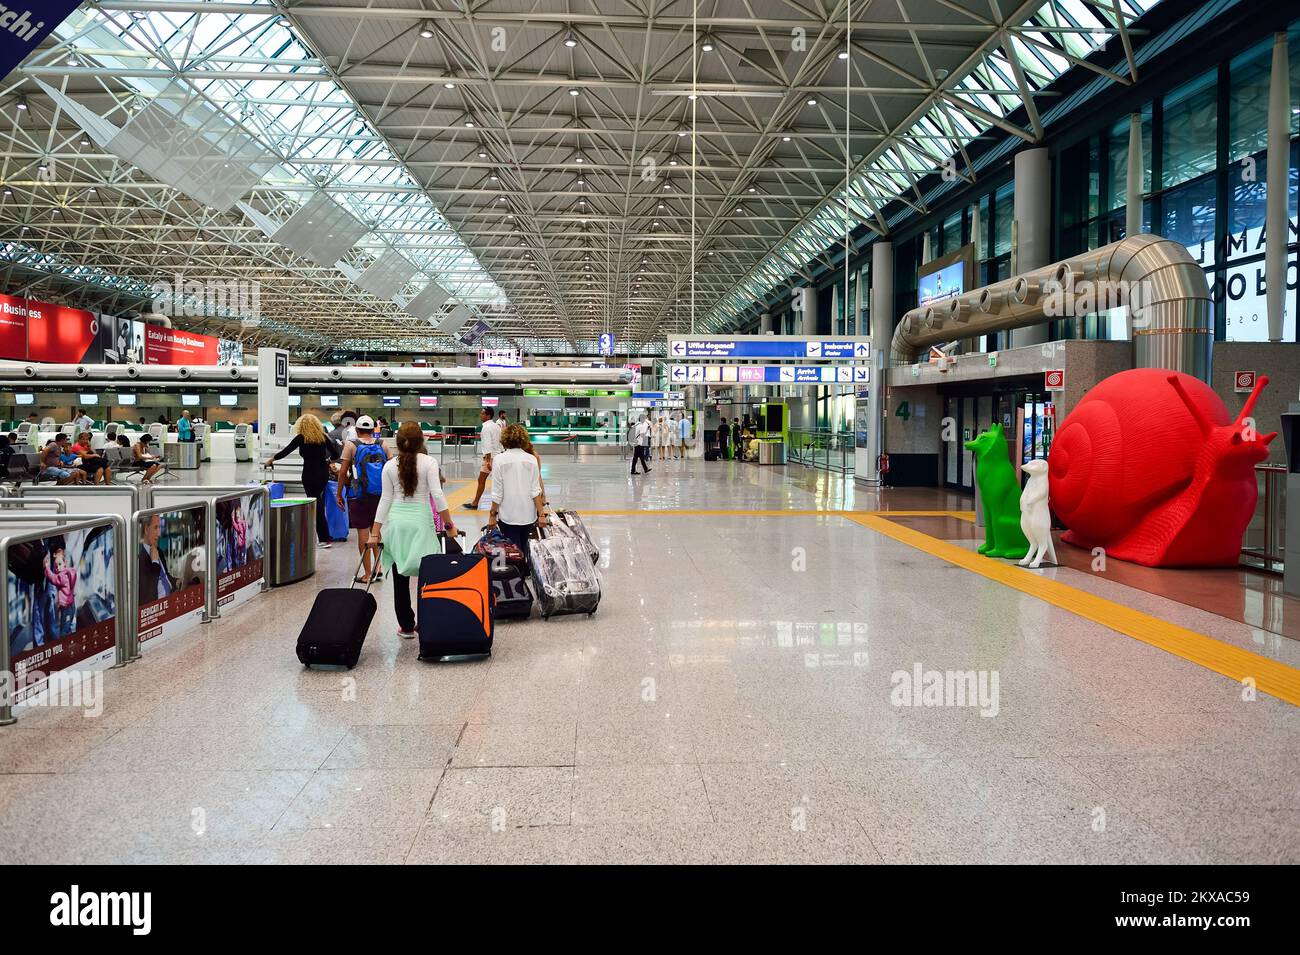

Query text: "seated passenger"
[40, 438, 87, 485]
[122, 434, 162, 482]
[71, 431, 112, 484]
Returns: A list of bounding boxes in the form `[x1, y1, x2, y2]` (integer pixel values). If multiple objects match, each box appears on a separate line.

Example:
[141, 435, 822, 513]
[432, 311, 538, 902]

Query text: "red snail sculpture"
[1047, 368, 1275, 567]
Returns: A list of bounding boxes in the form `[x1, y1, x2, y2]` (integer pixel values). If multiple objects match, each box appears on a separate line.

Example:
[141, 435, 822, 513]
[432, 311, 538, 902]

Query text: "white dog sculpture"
[1018, 459, 1057, 569]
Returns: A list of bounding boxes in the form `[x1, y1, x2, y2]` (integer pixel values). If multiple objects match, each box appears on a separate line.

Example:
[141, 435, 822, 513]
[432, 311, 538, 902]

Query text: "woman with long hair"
[265, 413, 338, 548]
[371, 421, 456, 639]
[487, 423, 548, 555]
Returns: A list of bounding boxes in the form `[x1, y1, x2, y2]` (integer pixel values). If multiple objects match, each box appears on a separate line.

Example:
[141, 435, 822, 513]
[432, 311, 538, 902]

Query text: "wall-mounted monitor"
[917, 243, 975, 308]
[15, 392, 34, 405]
[79, 393, 99, 405]
[288, 394, 302, 407]
[481, 396, 499, 407]
[181, 394, 201, 406]
[419, 396, 439, 408]
[219, 394, 238, 407]
[382, 396, 402, 407]
[116, 393, 137, 406]
[320, 395, 339, 408]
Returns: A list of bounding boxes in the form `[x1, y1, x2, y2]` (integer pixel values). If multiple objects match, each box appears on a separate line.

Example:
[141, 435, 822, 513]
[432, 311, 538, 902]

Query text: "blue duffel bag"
[324, 480, 350, 541]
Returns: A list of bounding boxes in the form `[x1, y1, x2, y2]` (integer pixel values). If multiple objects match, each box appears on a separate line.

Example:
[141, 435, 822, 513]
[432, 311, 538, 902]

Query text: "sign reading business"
[144, 325, 220, 365]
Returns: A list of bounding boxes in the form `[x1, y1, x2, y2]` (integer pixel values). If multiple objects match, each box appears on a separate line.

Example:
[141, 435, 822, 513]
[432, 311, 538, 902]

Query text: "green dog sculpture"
[964, 423, 1030, 560]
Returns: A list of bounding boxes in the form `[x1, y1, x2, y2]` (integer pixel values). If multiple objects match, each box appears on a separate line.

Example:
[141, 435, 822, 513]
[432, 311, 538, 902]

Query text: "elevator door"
[962, 396, 991, 492]
[944, 397, 960, 486]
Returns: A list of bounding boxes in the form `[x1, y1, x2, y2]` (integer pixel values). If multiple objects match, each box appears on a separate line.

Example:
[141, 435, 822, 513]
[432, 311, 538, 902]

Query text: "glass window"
[943, 211, 962, 254]
[1229, 39, 1271, 162]
[1162, 71, 1218, 190]
[993, 182, 1014, 257]
[1162, 175, 1217, 267]
[1219, 252, 1297, 342]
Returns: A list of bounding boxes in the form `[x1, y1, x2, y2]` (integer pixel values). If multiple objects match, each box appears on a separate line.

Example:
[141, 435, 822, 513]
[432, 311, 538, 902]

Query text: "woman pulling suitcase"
[369, 422, 457, 640]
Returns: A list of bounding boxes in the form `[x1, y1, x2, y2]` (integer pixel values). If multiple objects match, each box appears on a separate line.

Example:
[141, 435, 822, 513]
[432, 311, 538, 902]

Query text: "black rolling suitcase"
[417, 550, 494, 660]
[491, 564, 534, 620]
[296, 547, 378, 669]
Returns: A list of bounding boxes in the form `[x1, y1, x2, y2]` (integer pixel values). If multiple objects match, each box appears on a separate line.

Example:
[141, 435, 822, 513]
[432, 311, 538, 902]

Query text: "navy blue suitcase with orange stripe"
[417, 551, 494, 661]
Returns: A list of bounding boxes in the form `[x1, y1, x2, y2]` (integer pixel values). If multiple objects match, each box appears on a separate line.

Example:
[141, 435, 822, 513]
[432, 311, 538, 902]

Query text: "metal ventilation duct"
[890, 234, 1213, 381]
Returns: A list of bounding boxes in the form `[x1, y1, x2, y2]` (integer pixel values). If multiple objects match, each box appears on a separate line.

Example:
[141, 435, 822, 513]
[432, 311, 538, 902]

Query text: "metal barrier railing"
[786, 428, 855, 474]
[132, 500, 212, 649]
[0, 498, 65, 513]
[0, 512, 133, 724]
[147, 485, 272, 619]
[1242, 464, 1286, 574]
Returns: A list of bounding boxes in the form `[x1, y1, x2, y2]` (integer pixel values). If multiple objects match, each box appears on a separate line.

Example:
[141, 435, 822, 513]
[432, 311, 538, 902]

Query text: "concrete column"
[1012, 147, 1051, 347]
[795, 287, 817, 335]
[1266, 32, 1290, 343]
[921, 231, 932, 265]
[759, 312, 775, 334]
[865, 241, 894, 482]
[1126, 113, 1144, 238]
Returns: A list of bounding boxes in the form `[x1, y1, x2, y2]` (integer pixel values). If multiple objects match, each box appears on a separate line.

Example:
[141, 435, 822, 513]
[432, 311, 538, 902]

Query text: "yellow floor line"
[847, 512, 1300, 707]
[567, 504, 1298, 705]
[441, 480, 477, 510]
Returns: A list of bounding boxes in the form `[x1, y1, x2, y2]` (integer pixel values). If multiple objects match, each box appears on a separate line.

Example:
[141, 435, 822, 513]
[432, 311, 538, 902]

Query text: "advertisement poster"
[137, 507, 207, 647]
[5, 525, 118, 705]
[144, 325, 219, 365]
[25, 299, 102, 364]
[0, 293, 28, 360]
[215, 492, 264, 609]
[101, 315, 146, 365]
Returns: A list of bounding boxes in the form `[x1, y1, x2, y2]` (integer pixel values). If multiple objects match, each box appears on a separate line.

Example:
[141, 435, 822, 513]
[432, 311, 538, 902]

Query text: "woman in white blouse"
[371, 421, 457, 639]
[487, 424, 549, 555]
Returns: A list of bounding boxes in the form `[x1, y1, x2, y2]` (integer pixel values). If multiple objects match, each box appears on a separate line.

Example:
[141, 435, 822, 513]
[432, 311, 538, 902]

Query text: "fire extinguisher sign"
[1234, 370, 1256, 393]
[1044, 369, 1065, 392]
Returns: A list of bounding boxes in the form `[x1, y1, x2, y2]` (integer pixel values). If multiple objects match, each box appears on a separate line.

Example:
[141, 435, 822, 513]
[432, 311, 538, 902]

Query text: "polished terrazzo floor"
[2, 454, 1297, 864]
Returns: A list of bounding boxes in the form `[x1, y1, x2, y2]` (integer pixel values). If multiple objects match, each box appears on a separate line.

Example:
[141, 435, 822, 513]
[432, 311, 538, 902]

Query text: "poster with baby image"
[215, 491, 264, 610]
[137, 506, 207, 648]
[5, 525, 118, 704]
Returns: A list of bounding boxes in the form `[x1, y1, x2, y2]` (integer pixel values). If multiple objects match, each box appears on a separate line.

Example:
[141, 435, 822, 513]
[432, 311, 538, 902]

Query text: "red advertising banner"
[0, 293, 27, 360]
[25, 299, 100, 364]
[144, 324, 220, 365]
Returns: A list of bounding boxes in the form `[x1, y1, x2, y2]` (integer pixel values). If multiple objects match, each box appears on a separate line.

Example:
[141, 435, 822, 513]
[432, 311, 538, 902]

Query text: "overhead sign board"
[669, 364, 869, 385]
[667, 335, 870, 361]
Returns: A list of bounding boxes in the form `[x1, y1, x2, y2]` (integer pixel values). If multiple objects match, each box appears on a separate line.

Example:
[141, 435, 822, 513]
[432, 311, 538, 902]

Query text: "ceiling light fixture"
[15, 96, 27, 111]
[806, 97, 817, 106]
[419, 21, 435, 39]
[568, 87, 581, 97]
[563, 30, 578, 48]
[700, 34, 715, 53]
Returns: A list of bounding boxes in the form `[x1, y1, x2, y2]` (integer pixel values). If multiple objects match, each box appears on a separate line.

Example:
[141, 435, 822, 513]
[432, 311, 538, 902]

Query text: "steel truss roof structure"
[1, 0, 1158, 353]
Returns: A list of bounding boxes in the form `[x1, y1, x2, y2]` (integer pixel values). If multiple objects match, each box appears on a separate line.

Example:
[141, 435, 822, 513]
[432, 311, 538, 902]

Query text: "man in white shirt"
[74, 409, 95, 433]
[677, 413, 692, 458]
[630, 414, 653, 475]
[467, 407, 504, 509]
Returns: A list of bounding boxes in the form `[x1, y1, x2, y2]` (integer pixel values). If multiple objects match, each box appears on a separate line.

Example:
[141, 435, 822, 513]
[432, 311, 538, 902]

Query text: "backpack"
[349, 442, 386, 498]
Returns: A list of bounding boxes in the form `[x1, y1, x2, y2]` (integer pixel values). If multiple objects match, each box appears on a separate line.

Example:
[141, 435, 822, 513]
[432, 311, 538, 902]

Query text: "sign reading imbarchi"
[0, 3, 82, 80]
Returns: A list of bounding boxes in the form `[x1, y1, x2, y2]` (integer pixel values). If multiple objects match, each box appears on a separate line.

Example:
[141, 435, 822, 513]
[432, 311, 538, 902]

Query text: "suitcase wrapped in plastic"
[550, 508, 598, 564]
[491, 564, 534, 620]
[417, 551, 493, 660]
[529, 533, 600, 619]
[296, 549, 377, 668]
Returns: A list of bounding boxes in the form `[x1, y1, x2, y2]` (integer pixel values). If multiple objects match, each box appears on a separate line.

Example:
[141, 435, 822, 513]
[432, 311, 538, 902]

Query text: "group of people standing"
[629, 412, 692, 475]
[267, 407, 549, 641]
[714, 415, 758, 461]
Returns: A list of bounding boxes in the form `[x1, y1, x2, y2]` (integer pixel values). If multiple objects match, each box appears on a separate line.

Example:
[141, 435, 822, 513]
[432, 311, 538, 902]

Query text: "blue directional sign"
[669, 364, 869, 385]
[668, 336, 869, 360]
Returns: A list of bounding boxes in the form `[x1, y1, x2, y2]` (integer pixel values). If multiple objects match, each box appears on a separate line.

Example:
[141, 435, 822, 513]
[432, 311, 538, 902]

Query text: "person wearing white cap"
[335, 414, 390, 583]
